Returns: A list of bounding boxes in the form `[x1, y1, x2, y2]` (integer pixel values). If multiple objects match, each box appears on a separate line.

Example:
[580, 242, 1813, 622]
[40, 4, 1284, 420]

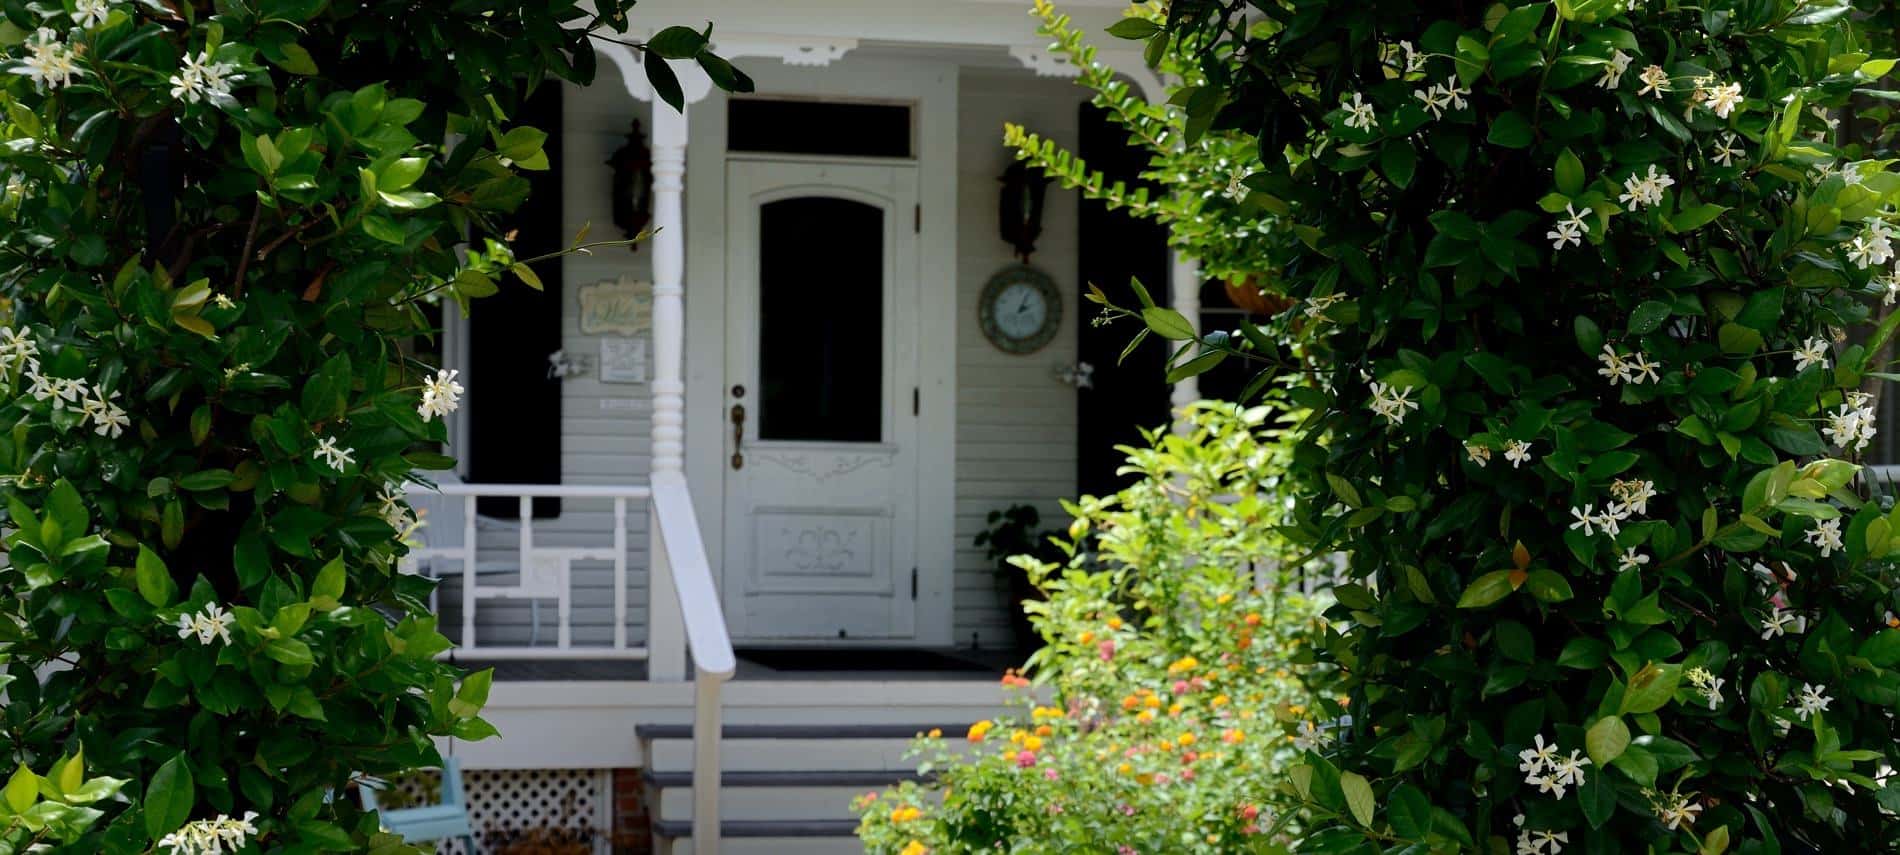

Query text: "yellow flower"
[900, 841, 929, 855]
[1212, 694, 1230, 707]
[1024, 735, 1044, 752]
[1136, 710, 1155, 724]
[1079, 630, 1094, 644]
[889, 806, 923, 823]
[967, 720, 994, 742]
[1117, 762, 1133, 775]
[1177, 732, 1197, 747]
[927, 728, 942, 739]
[1168, 703, 1183, 716]
[1107, 617, 1123, 629]
[1168, 656, 1200, 674]
[1143, 695, 1162, 709]
[1216, 593, 1233, 605]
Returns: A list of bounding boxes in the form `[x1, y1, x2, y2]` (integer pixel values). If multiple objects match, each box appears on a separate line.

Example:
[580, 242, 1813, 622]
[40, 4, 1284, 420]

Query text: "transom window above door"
[727, 98, 914, 159]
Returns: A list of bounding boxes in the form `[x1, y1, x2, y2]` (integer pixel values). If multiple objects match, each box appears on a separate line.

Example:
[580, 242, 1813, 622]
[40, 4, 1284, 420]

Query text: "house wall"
[444, 66, 1091, 651]
[951, 70, 1085, 648]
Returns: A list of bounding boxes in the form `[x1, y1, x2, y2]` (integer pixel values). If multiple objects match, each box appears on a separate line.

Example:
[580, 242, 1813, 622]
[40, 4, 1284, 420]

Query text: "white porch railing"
[401, 475, 735, 850]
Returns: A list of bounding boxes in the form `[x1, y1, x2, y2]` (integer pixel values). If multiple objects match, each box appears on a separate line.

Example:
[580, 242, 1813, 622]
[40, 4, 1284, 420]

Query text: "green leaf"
[1382, 141, 1417, 189]
[1627, 300, 1671, 334]
[135, 546, 176, 608]
[1581, 774, 1617, 828]
[450, 668, 495, 718]
[1456, 571, 1515, 608]
[646, 25, 707, 60]
[1619, 663, 1683, 714]
[1586, 716, 1631, 765]
[4, 764, 36, 813]
[1487, 111, 1534, 148]
[1554, 148, 1585, 195]
[1670, 204, 1728, 232]
[1523, 569, 1574, 603]
[1105, 17, 1162, 40]
[143, 755, 194, 840]
[645, 49, 684, 112]
[1141, 307, 1196, 340]
[1339, 771, 1375, 827]
[311, 557, 346, 608]
[1386, 784, 1432, 838]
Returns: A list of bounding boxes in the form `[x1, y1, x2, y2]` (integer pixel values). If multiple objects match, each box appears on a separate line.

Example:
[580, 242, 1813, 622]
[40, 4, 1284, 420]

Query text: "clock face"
[979, 265, 1061, 354]
[993, 282, 1049, 340]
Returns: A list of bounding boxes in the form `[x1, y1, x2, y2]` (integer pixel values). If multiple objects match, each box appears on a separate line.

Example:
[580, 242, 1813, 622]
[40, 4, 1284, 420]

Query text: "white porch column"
[1169, 250, 1201, 431]
[644, 78, 705, 683]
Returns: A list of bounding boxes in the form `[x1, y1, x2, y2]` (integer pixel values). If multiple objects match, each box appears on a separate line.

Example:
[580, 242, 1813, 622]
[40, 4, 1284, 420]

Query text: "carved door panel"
[722, 159, 919, 641]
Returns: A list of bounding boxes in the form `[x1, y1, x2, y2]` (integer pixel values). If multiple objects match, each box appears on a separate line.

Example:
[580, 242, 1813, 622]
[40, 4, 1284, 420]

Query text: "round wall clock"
[978, 265, 1062, 354]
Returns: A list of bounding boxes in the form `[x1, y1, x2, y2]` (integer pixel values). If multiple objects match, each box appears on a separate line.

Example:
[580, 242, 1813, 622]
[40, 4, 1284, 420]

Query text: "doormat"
[736, 647, 1002, 673]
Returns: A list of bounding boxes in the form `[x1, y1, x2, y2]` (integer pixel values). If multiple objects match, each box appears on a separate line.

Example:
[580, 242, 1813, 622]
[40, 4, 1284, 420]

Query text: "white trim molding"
[713, 32, 860, 67]
[1007, 45, 1165, 103]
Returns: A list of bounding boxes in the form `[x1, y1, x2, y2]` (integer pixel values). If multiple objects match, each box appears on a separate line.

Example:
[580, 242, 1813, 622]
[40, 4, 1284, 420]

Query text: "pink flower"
[1240, 804, 1260, 821]
[1098, 640, 1116, 661]
[1154, 772, 1171, 785]
[1243, 824, 1260, 835]
[1119, 803, 1136, 817]
[1181, 769, 1196, 781]
[1043, 767, 1060, 780]
[1119, 847, 1138, 855]
[1172, 680, 1190, 695]
[1016, 750, 1038, 768]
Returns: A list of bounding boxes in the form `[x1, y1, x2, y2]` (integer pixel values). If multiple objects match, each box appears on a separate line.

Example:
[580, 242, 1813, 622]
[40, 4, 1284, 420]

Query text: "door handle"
[730, 385, 747, 470]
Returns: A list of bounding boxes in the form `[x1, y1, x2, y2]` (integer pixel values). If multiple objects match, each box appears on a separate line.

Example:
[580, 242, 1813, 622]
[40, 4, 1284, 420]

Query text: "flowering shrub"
[0, 1, 740, 852]
[857, 404, 1335, 853]
[1095, 0, 1900, 850]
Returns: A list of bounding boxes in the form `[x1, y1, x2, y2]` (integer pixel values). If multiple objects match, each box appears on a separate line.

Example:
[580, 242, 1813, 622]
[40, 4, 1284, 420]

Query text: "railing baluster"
[613, 497, 628, 652]
[461, 495, 478, 652]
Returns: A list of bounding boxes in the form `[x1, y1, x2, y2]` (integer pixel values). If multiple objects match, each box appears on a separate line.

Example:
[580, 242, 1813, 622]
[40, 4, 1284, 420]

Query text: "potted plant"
[973, 505, 1066, 650]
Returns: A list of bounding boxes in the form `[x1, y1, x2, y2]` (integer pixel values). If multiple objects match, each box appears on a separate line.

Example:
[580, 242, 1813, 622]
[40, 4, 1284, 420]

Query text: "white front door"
[721, 159, 920, 642]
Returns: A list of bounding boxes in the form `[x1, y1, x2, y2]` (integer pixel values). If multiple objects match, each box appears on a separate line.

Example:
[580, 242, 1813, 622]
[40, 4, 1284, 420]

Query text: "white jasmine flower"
[1626, 351, 1661, 384]
[1805, 517, 1843, 557]
[82, 388, 128, 438]
[1610, 479, 1657, 514]
[1413, 85, 1450, 119]
[1795, 682, 1832, 720]
[313, 436, 356, 472]
[1876, 269, 1900, 305]
[1393, 40, 1426, 74]
[1711, 133, 1744, 167]
[169, 50, 236, 105]
[1592, 506, 1625, 538]
[1654, 793, 1701, 830]
[1617, 165, 1675, 211]
[1636, 64, 1669, 98]
[1617, 547, 1650, 573]
[1518, 734, 1559, 776]
[1551, 750, 1590, 789]
[212, 293, 236, 310]
[1290, 719, 1332, 752]
[71, 0, 110, 27]
[1596, 345, 1628, 383]
[1504, 440, 1533, 468]
[1547, 218, 1584, 250]
[1530, 772, 1569, 799]
[1568, 504, 1599, 536]
[1303, 293, 1346, 319]
[1466, 443, 1491, 467]
[13, 28, 83, 91]
[157, 811, 259, 855]
[1792, 337, 1831, 371]
[1441, 77, 1470, 111]
[0, 326, 37, 370]
[1703, 81, 1743, 118]
[1368, 381, 1419, 427]
[1532, 830, 1568, 855]
[1342, 92, 1377, 132]
[1824, 391, 1878, 452]
[1221, 165, 1248, 202]
[1761, 605, 1807, 640]
[175, 603, 234, 646]
[1597, 49, 1633, 89]
[417, 368, 464, 422]
[1686, 667, 1725, 711]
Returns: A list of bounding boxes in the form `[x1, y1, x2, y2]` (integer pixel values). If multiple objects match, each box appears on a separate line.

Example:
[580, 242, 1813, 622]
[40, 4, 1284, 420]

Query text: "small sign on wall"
[578, 276, 652, 336]
[600, 337, 647, 384]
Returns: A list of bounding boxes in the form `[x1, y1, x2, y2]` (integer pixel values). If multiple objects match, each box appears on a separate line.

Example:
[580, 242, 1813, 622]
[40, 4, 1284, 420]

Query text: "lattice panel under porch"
[389, 767, 612, 854]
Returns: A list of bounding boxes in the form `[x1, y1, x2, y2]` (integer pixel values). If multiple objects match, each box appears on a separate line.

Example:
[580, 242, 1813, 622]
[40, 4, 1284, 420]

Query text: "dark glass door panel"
[757, 197, 884, 442]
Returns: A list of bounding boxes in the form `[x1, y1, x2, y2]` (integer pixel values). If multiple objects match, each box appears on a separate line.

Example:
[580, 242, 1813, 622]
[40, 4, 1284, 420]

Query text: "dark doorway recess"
[1075, 103, 1171, 499]
[469, 83, 564, 518]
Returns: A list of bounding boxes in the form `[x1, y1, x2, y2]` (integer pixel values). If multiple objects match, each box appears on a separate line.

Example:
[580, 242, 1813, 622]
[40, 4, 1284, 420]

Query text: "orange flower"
[1244, 613, 1262, 627]
[926, 728, 942, 739]
[1222, 728, 1246, 744]
[1035, 724, 1053, 737]
[889, 806, 923, 823]
[1121, 695, 1139, 710]
[1079, 630, 1094, 644]
[967, 720, 994, 742]
[1107, 617, 1123, 629]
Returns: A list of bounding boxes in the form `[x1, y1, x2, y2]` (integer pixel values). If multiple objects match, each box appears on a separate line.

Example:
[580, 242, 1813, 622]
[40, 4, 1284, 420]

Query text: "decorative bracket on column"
[595, 39, 716, 106]
[1007, 45, 1165, 103]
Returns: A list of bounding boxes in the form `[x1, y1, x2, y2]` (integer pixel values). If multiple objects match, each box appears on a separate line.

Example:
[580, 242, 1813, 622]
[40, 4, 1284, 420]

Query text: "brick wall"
[610, 768, 651, 854]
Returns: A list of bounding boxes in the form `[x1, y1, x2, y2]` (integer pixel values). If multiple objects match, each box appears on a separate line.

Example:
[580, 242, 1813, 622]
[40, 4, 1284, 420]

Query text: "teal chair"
[360, 757, 478, 853]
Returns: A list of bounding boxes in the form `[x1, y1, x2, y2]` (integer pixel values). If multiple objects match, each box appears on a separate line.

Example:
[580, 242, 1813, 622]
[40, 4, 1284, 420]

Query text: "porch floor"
[453, 646, 1029, 682]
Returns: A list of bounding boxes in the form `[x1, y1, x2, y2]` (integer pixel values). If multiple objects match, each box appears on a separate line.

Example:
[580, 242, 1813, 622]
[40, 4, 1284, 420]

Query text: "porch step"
[641, 723, 951, 848]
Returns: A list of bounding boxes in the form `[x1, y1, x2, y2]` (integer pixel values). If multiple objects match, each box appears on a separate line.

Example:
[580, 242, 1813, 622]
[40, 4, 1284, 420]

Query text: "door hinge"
[913, 387, 920, 416]
[911, 567, 918, 600]
[914, 204, 921, 234]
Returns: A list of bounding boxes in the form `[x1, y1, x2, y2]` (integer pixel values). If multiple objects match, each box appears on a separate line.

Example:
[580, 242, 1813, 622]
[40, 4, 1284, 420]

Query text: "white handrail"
[650, 471, 734, 851]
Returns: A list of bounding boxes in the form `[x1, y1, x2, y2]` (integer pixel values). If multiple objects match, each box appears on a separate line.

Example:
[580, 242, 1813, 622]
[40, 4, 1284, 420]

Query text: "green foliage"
[1101, 0, 1900, 850]
[1002, 0, 1292, 284]
[857, 404, 1335, 853]
[0, 1, 741, 851]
